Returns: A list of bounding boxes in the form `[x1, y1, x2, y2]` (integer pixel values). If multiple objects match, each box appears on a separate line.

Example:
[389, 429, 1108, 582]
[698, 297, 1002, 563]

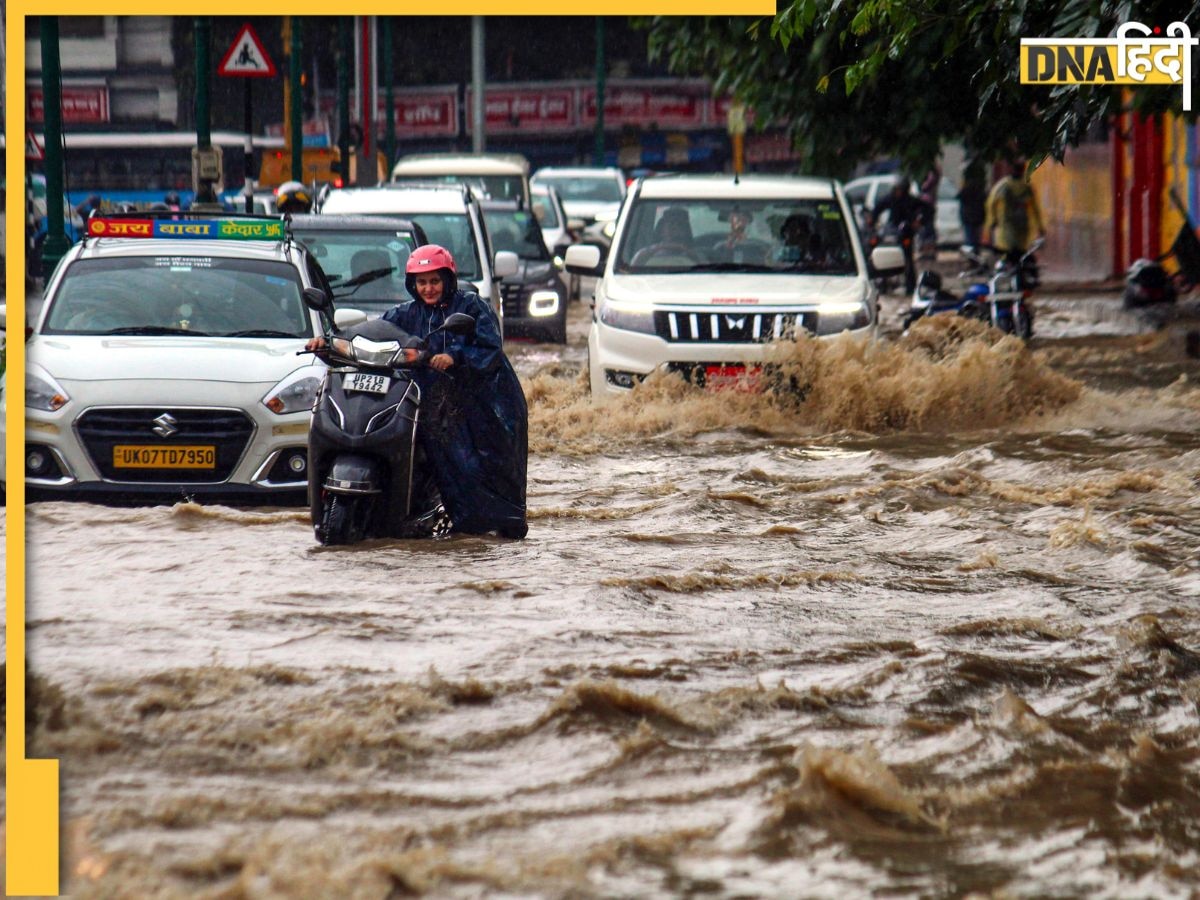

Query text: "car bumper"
[588, 317, 876, 398]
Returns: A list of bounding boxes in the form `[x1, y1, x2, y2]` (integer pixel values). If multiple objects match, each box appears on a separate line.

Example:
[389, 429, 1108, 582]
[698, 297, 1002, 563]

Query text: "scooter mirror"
[439, 313, 476, 337]
[302, 287, 333, 314]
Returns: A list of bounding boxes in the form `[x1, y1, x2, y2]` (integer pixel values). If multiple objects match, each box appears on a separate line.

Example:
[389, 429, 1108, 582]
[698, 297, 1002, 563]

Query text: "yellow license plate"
[113, 445, 216, 469]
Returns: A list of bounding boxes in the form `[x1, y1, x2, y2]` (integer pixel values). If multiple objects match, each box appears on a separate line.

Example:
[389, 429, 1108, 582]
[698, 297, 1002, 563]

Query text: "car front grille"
[76, 407, 256, 483]
[653, 310, 815, 343]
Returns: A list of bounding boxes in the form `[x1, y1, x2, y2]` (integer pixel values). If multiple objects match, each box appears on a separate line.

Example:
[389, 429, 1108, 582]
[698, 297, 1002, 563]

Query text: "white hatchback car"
[4, 213, 329, 503]
[566, 174, 903, 399]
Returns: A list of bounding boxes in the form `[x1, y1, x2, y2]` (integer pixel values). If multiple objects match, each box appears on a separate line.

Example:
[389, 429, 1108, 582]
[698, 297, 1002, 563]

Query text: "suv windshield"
[43, 256, 312, 337]
[615, 198, 858, 275]
[482, 208, 550, 261]
[534, 175, 623, 204]
[403, 213, 484, 282]
[293, 228, 417, 302]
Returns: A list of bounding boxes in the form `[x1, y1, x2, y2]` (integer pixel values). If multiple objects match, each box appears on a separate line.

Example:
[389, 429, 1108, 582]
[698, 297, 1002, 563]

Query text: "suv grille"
[76, 407, 255, 483]
[500, 283, 526, 318]
[654, 310, 815, 343]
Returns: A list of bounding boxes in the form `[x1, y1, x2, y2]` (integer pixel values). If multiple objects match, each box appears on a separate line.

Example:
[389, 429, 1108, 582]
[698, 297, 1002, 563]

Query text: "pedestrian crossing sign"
[218, 23, 277, 78]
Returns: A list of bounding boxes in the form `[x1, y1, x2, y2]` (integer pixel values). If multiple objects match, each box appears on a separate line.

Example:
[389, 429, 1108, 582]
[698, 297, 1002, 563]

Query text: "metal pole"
[290, 17, 303, 183]
[195, 18, 211, 148]
[471, 16, 485, 153]
[338, 18, 351, 185]
[40, 16, 71, 278]
[383, 17, 395, 172]
[594, 17, 606, 166]
[243, 80, 253, 213]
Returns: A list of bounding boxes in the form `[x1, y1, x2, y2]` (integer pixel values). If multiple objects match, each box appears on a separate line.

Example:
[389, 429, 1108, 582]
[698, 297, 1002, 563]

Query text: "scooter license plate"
[345, 373, 390, 394]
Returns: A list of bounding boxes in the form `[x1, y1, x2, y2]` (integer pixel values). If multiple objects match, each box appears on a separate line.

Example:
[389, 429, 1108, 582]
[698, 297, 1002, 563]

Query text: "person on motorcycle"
[866, 177, 930, 293]
[276, 180, 314, 215]
[308, 244, 528, 538]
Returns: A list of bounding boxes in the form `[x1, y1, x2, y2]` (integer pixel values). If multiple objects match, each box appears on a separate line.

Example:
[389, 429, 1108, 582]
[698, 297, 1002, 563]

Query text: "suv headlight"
[529, 290, 560, 318]
[263, 364, 324, 415]
[815, 301, 872, 336]
[598, 298, 656, 334]
[27, 364, 71, 412]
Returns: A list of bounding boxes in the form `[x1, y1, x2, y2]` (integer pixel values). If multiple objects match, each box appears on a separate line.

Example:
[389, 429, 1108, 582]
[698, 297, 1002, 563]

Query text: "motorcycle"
[905, 238, 1043, 340]
[1124, 191, 1200, 308]
[299, 286, 476, 545]
[866, 215, 917, 295]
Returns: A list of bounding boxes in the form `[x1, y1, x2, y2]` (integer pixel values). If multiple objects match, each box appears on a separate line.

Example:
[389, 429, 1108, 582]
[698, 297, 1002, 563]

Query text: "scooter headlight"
[27, 364, 71, 412]
[349, 335, 402, 367]
[263, 364, 325, 415]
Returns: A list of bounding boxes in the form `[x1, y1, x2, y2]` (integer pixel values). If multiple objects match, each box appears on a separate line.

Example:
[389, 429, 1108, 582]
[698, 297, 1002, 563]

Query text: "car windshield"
[293, 228, 416, 302]
[43, 256, 312, 337]
[615, 198, 859, 275]
[403, 213, 484, 282]
[534, 174, 623, 203]
[530, 192, 560, 228]
[392, 174, 525, 202]
[483, 208, 550, 261]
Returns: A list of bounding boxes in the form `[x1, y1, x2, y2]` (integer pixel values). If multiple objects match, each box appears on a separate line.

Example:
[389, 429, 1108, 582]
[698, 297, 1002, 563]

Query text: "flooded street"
[14, 288, 1200, 897]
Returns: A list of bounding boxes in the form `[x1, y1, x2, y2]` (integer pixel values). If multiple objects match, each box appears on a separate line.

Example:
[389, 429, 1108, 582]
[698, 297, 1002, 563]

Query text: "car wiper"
[101, 326, 212, 336]
[224, 329, 302, 338]
[687, 262, 779, 273]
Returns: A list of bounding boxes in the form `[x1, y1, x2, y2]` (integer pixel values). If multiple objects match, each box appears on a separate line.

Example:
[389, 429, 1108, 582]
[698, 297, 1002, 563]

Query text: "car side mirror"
[0, 303, 7, 331]
[493, 250, 519, 280]
[302, 287, 333, 314]
[333, 308, 367, 329]
[869, 245, 906, 275]
[565, 243, 603, 275]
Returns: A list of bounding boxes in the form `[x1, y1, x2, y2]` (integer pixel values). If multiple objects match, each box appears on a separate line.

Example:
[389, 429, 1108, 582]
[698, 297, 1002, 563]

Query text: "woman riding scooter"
[307, 244, 528, 538]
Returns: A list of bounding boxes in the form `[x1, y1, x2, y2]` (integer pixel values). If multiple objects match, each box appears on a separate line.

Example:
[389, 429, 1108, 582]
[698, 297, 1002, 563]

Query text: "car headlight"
[598, 298, 656, 334]
[263, 364, 324, 415]
[529, 290, 560, 318]
[603, 220, 617, 239]
[815, 301, 872, 336]
[27, 364, 71, 412]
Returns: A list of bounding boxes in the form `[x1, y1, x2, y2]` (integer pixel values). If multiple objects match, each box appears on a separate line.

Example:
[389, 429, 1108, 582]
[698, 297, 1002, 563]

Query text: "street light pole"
[594, 17, 606, 167]
[39, 16, 70, 278]
[471, 17, 485, 153]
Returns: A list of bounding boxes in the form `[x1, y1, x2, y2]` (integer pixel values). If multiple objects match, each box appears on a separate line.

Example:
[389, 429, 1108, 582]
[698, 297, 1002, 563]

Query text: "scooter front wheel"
[318, 494, 367, 545]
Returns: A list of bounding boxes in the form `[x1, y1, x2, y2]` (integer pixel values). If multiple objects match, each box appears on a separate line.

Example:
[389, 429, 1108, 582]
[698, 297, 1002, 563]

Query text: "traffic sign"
[26, 130, 44, 161]
[218, 23, 276, 78]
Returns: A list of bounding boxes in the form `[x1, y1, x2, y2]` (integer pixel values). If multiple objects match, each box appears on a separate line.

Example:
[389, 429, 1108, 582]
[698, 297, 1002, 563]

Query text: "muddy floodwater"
[10, 291, 1200, 898]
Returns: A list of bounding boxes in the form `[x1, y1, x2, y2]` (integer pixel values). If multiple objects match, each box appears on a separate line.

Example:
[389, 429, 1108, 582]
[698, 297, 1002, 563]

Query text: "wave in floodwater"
[525, 318, 1200, 455]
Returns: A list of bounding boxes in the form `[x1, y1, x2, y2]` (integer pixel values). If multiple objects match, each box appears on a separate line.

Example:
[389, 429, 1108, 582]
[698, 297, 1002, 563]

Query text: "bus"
[18, 130, 278, 209]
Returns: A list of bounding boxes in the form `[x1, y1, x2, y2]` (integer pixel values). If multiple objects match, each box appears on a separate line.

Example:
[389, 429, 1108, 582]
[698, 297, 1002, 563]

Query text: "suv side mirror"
[565, 243, 603, 275]
[869, 245, 906, 276]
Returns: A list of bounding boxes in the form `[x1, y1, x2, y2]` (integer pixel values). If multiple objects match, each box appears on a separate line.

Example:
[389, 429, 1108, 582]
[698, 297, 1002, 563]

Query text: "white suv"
[316, 183, 518, 327]
[566, 174, 903, 398]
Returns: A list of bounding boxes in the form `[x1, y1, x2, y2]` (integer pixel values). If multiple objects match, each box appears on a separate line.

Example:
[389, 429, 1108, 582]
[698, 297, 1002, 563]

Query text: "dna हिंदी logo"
[1020, 21, 1197, 111]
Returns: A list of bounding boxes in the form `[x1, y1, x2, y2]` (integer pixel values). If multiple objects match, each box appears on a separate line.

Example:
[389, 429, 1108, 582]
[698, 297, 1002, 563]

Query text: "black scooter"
[299, 287, 475, 545]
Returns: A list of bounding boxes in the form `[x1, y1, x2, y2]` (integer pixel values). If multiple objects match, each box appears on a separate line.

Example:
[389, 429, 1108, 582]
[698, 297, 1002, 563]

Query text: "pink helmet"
[406, 244, 456, 275]
[404, 243, 458, 302]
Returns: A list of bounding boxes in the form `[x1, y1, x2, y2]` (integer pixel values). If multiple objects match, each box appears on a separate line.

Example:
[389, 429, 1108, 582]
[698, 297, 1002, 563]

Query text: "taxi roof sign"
[87, 216, 286, 241]
[218, 23, 277, 78]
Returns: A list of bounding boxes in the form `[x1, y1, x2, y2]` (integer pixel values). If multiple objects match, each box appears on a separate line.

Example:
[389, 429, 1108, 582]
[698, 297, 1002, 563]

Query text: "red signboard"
[464, 87, 576, 134]
[27, 85, 110, 124]
[580, 83, 707, 129]
[389, 91, 459, 138]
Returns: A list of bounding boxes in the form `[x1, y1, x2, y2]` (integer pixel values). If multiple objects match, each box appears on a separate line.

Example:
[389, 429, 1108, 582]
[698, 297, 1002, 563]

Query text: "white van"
[318, 183, 520, 329]
[390, 153, 531, 206]
[566, 174, 904, 399]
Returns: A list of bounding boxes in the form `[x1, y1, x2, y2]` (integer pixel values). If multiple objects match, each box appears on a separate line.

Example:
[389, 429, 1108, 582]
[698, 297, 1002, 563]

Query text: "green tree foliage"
[642, 2, 1198, 175]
